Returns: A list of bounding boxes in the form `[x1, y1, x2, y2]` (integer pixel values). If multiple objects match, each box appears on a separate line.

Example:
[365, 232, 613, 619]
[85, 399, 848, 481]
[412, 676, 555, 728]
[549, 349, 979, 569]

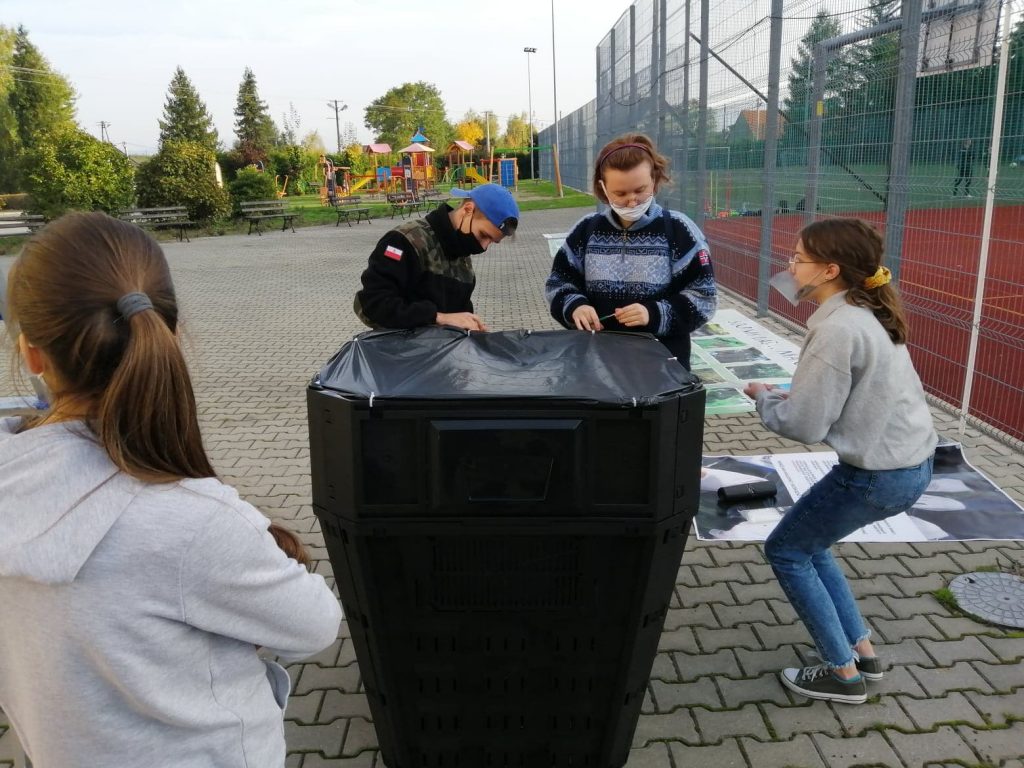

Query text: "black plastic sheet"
[313, 327, 700, 405]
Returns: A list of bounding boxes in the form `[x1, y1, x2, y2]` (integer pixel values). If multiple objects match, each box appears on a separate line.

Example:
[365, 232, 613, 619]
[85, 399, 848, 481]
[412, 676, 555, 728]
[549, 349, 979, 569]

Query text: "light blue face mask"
[600, 181, 654, 222]
[769, 270, 828, 306]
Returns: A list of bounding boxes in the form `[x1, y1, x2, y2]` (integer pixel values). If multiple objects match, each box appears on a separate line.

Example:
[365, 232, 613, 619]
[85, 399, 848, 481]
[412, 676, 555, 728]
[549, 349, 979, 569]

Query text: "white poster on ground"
[695, 444, 1024, 542]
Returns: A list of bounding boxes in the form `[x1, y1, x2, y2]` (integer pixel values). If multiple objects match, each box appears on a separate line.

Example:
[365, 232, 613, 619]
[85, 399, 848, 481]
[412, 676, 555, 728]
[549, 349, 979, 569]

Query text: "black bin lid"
[312, 327, 700, 405]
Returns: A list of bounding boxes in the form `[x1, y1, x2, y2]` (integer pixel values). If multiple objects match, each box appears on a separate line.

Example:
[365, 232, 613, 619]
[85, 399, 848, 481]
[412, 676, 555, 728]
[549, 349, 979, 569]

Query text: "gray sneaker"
[780, 664, 867, 704]
[857, 656, 884, 681]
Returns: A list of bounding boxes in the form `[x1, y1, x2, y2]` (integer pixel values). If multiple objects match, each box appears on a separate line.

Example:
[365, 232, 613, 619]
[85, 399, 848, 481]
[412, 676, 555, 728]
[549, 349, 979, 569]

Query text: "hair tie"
[116, 291, 153, 321]
[597, 142, 655, 168]
[863, 266, 891, 290]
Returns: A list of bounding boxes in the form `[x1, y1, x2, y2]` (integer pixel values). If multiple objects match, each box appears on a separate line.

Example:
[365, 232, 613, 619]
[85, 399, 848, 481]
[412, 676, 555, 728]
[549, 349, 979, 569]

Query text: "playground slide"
[350, 176, 372, 192]
[463, 166, 489, 185]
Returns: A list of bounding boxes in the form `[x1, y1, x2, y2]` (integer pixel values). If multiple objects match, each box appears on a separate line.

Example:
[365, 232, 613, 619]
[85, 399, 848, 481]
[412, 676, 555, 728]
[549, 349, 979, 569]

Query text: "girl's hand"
[743, 381, 769, 398]
[614, 303, 649, 327]
[572, 305, 603, 331]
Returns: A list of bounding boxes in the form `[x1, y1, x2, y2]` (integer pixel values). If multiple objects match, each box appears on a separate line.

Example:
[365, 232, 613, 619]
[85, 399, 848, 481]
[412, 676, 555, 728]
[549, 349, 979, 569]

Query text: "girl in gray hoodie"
[0, 212, 342, 767]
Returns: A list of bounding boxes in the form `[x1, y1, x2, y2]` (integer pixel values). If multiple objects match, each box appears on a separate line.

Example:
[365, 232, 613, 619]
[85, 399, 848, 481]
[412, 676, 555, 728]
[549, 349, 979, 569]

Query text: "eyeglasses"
[787, 256, 817, 266]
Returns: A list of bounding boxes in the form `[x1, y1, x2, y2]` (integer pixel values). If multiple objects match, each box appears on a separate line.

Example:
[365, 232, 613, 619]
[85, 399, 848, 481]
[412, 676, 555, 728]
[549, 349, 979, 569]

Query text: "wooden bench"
[386, 192, 425, 219]
[0, 213, 46, 239]
[119, 206, 194, 242]
[239, 200, 299, 235]
[333, 196, 372, 227]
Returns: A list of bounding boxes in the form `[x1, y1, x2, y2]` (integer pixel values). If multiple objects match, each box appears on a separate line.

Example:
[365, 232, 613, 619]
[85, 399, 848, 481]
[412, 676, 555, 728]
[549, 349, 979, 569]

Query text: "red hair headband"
[597, 142, 656, 167]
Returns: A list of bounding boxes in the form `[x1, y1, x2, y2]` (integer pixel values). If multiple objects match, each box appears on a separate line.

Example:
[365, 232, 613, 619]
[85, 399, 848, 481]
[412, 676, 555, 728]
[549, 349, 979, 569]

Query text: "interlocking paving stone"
[718, 673, 794, 708]
[887, 724, 980, 766]
[675, 582, 737, 608]
[810, 731, 903, 768]
[964, 689, 1024, 724]
[694, 625, 762, 653]
[284, 719, 348, 756]
[650, 678, 723, 711]
[657, 626, 700, 653]
[320, 691, 373, 722]
[762, 701, 843, 740]
[831, 695, 917, 736]
[919, 636, 1000, 666]
[713, 600, 777, 628]
[979, 636, 1024, 663]
[673, 648, 742, 681]
[897, 691, 986, 730]
[874, 616, 946, 644]
[863, 665, 929, 698]
[881, 594, 951, 620]
[740, 733, 828, 768]
[668, 738, 747, 767]
[910, 662, 997, 696]
[973, 660, 1024, 691]
[848, 575, 903, 598]
[693, 703, 771, 744]
[630, 708, 699, 747]
[897, 552, 961, 577]
[930, 615, 1003, 640]
[650, 652, 680, 682]
[623, 742, 673, 768]
[301, 753, 376, 768]
[733, 646, 802, 678]
[957, 721, 1024, 765]
[340, 718, 377, 756]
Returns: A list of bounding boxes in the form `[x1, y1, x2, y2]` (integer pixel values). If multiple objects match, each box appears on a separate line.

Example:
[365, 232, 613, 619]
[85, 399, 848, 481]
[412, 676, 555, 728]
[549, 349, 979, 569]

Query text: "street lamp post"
[551, 0, 563, 197]
[524, 47, 536, 180]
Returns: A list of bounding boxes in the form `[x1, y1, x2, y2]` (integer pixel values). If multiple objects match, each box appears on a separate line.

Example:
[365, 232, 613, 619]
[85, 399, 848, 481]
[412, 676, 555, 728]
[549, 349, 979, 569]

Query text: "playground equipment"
[274, 175, 289, 198]
[398, 134, 436, 191]
[462, 166, 489, 185]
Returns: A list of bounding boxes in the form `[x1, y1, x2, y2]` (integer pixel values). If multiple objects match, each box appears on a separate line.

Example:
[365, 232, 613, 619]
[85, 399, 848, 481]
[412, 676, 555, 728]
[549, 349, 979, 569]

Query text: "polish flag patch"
[698, 250, 710, 266]
[384, 245, 403, 261]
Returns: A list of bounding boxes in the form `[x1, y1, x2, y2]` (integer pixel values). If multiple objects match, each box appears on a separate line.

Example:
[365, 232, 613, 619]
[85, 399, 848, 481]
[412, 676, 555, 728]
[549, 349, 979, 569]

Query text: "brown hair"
[268, 523, 311, 568]
[798, 218, 909, 344]
[6, 211, 215, 482]
[592, 133, 670, 202]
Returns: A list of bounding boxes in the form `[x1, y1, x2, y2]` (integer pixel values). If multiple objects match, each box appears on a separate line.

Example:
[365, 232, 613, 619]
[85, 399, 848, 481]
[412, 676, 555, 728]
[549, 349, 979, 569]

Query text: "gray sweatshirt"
[0, 418, 343, 768]
[755, 291, 937, 469]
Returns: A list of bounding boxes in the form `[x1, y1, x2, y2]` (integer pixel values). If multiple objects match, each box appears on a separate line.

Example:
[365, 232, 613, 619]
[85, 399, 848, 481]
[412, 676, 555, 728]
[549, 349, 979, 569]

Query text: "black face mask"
[455, 210, 486, 256]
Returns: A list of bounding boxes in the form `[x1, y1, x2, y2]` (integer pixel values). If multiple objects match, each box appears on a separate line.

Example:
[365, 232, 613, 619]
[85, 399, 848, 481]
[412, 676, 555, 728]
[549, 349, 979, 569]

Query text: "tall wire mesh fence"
[539, 0, 1024, 443]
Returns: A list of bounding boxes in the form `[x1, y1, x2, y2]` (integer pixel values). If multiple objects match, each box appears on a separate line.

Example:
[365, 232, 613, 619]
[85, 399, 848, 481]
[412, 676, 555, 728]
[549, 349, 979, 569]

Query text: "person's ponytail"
[97, 305, 214, 482]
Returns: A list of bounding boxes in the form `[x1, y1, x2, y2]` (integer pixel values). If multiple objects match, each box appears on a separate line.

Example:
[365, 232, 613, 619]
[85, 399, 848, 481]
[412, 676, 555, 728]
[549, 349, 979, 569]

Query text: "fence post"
[681, 0, 692, 217]
[805, 43, 827, 225]
[757, 0, 785, 316]
[697, 0, 709, 225]
[629, 5, 638, 131]
[883, 0, 923, 285]
[656, 0, 668, 151]
[959, 0, 1013, 437]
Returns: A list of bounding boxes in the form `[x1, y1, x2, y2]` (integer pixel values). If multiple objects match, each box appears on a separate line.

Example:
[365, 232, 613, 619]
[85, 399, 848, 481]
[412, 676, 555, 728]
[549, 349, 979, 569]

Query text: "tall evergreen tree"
[233, 67, 277, 165]
[8, 25, 76, 150]
[783, 10, 845, 126]
[158, 67, 218, 151]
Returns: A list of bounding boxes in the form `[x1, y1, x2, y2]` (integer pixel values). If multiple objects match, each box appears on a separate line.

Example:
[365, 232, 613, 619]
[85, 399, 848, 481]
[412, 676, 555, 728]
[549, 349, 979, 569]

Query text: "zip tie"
[632, 397, 637, 407]
[369, 391, 375, 408]
[667, 356, 677, 361]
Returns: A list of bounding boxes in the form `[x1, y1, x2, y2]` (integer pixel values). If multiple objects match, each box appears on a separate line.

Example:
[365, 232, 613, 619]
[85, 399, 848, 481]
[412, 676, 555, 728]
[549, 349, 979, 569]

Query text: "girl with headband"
[544, 132, 717, 369]
[744, 217, 937, 705]
[0, 212, 341, 766]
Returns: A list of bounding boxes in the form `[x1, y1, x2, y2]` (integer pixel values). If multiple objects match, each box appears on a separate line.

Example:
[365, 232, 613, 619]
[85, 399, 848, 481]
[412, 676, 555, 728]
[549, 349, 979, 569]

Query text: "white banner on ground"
[695, 444, 1024, 542]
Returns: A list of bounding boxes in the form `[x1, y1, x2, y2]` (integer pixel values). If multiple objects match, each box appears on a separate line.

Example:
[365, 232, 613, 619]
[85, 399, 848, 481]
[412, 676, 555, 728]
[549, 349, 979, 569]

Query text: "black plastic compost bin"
[307, 327, 705, 768]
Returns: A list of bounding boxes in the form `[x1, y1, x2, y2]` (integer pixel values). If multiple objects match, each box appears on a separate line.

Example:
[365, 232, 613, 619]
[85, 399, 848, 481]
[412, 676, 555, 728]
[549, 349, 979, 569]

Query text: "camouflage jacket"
[354, 205, 476, 328]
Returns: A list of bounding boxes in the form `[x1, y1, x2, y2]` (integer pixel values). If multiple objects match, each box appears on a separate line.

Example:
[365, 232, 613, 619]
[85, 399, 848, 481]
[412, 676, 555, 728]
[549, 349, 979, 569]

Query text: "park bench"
[119, 206, 194, 242]
[333, 196, 372, 227]
[418, 188, 445, 207]
[0, 212, 46, 239]
[239, 199, 299, 235]
[386, 191, 425, 219]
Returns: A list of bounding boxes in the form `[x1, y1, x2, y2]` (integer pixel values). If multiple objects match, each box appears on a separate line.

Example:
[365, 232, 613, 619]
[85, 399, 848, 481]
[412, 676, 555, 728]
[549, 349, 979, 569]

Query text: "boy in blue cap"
[354, 183, 519, 332]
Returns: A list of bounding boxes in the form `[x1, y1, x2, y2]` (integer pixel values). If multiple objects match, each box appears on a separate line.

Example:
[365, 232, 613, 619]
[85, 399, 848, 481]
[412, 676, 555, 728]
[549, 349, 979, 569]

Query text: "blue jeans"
[764, 457, 933, 669]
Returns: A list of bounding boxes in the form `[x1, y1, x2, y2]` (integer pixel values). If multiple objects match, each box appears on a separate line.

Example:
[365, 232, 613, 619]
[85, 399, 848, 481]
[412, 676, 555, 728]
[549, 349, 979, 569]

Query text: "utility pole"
[484, 110, 492, 156]
[326, 100, 348, 154]
[99, 121, 110, 142]
[550, 0, 563, 197]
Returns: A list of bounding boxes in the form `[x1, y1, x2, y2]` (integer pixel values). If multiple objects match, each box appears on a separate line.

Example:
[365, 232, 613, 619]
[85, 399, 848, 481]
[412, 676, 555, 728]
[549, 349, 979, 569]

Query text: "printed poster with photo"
[694, 444, 1024, 542]
[692, 309, 801, 415]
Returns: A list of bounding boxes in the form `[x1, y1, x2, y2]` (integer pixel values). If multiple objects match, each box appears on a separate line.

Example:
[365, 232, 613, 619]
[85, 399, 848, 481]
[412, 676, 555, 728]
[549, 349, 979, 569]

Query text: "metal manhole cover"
[949, 572, 1024, 628]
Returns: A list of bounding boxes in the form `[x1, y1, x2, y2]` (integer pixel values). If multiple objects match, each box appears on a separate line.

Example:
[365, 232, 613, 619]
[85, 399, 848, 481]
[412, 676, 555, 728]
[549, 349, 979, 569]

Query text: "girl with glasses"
[744, 218, 937, 705]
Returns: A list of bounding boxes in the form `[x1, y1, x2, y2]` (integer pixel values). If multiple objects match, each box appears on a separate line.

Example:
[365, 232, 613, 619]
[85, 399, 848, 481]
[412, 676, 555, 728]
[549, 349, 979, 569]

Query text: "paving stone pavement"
[2, 207, 1023, 768]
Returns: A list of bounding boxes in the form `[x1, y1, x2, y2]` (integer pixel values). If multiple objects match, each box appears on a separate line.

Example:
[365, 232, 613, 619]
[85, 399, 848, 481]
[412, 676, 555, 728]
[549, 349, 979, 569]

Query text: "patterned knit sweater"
[545, 201, 717, 366]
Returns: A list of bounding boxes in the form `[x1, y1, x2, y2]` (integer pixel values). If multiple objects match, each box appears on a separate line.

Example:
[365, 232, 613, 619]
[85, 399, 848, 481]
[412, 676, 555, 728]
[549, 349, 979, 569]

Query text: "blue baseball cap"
[450, 184, 519, 235]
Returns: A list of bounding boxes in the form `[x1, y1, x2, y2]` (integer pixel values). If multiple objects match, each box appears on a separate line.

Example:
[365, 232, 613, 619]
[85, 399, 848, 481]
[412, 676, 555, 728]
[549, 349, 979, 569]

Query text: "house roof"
[733, 110, 785, 140]
[364, 143, 392, 154]
[398, 142, 435, 153]
[448, 140, 474, 152]
[410, 130, 430, 143]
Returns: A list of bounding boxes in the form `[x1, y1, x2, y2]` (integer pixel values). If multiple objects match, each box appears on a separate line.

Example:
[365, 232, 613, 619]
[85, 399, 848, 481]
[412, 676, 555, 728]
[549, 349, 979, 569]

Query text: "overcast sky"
[3, 0, 633, 154]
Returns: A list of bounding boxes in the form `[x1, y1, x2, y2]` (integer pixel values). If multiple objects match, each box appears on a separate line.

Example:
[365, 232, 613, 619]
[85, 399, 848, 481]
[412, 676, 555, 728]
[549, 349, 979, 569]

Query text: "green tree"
[158, 67, 218, 151]
[364, 81, 452, 150]
[137, 140, 230, 222]
[783, 10, 845, 127]
[500, 112, 531, 149]
[233, 67, 277, 165]
[8, 25, 76, 150]
[0, 25, 19, 192]
[23, 125, 134, 217]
